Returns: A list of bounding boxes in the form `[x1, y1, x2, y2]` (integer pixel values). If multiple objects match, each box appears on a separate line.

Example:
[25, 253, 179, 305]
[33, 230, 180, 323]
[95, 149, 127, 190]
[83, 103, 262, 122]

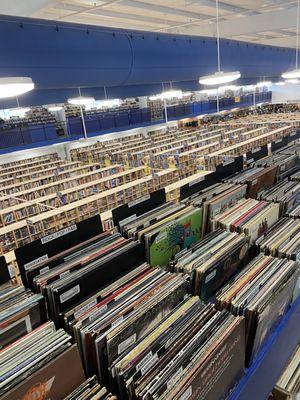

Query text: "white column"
[138, 96, 148, 109]
[80, 106, 87, 139]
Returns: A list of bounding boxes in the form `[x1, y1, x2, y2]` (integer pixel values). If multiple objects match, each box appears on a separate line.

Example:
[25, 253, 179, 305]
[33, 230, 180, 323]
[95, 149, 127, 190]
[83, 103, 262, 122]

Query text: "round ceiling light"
[0, 77, 34, 99]
[199, 71, 241, 86]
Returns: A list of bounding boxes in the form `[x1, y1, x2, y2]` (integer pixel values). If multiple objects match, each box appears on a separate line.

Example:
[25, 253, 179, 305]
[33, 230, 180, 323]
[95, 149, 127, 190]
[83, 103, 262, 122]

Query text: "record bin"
[229, 295, 300, 400]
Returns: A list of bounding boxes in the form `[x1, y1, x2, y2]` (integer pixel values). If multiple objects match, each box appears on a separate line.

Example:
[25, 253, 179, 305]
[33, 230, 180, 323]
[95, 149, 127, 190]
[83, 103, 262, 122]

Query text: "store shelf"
[229, 295, 300, 400]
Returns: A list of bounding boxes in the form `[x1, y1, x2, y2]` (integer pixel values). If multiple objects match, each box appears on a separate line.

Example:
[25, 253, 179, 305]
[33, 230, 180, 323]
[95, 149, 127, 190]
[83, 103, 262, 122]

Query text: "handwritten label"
[141, 353, 158, 376]
[60, 270, 70, 279]
[179, 386, 192, 400]
[40, 266, 50, 274]
[205, 269, 216, 283]
[111, 316, 124, 328]
[24, 255, 49, 271]
[74, 299, 97, 319]
[60, 285, 80, 303]
[118, 333, 136, 355]
[41, 225, 77, 244]
[88, 304, 108, 321]
[128, 195, 150, 208]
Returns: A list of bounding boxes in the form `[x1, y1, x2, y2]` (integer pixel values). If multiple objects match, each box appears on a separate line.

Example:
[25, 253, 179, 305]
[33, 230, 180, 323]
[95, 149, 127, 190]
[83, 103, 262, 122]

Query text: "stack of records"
[170, 229, 250, 301]
[120, 204, 202, 267]
[287, 205, 300, 218]
[0, 283, 47, 349]
[28, 232, 145, 325]
[291, 170, 300, 181]
[216, 254, 298, 364]
[254, 154, 300, 180]
[271, 345, 300, 400]
[258, 179, 300, 216]
[255, 217, 300, 260]
[0, 322, 85, 400]
[186, 183, 247, 235]
[24, 231, 114, 289]
[212, 198, 280, 243]
[278, 141, 300, 155]
[64, 376, 117, 400]
[225, 166, 277, 198]
[112, 297, 245, 400]
[67, 263, 189, 379]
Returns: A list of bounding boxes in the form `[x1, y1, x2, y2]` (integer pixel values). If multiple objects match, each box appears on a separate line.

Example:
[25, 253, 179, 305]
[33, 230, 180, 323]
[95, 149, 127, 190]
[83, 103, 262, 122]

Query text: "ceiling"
[0, 0, 298, 48]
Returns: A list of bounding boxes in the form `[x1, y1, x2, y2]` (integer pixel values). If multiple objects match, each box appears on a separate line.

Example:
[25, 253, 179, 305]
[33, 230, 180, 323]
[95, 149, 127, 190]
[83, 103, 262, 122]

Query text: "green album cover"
[148, 208, 202, 267]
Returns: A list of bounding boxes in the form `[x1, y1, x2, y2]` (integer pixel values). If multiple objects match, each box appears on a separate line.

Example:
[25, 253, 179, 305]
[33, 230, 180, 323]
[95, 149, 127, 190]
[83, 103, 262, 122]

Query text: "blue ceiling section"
[0, 14, 295, 107]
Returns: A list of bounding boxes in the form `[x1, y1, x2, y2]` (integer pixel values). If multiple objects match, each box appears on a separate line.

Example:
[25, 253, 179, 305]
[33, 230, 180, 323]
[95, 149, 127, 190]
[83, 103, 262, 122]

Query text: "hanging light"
[285, 79, 300, 84]
[148, 90, 183, 101]
[96, 98, 121, 108]
[256, 81, 272, 87]
[282, 0, 300, 79]
[67, 96, 95, 106]
[0, 77, 34, 99]
[199, 88, 219, 95]
[160, 90, 183, 100]
[218, 84, 241, 92]
[199, 71, 241, 86]
[48, 105, 63, 112]
[243, 84, 257, 90]
[199, 0, 241, 86]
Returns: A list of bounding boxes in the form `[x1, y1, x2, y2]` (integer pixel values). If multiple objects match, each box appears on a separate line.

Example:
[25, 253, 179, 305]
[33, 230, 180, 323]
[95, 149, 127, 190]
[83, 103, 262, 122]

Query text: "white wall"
[271, 82, 300, 103]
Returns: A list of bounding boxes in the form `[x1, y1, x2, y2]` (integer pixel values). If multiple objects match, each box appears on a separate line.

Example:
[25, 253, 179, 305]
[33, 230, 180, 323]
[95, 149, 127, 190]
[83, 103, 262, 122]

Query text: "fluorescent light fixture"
[67, 96, 95, 106]
[218, 85, 241, 92]
[182, 91, 193, 96]
[96, 99, 121, 108]
[9, 107, 30, 117]
[199, 71, 241, 86]
[48, 105, 63, 112]
[281, 69, 300, 79]
[149, 95, 159, 101]
[256, 81, 272, 87]
[199, 88, 218, 95]
[275, 81, 286, 86]
[0, 77, 34, 99]
[160, 90, 183, 100]
[285, 79, 300, 84]
[243, 85, 257, 90]
[149, 90, 183, 101]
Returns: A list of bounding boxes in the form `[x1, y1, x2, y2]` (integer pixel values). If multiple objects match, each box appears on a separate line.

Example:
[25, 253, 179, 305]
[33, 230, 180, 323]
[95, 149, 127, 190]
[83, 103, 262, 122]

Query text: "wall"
[0, 15, 294, 108]
[271, 82, 300, 103]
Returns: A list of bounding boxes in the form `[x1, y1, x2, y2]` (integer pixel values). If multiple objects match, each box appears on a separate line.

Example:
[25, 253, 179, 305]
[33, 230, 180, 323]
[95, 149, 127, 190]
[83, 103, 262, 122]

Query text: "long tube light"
[0, 77, 34, 99]
[68, 96, 95, 106]
[199, 71, 241, 86]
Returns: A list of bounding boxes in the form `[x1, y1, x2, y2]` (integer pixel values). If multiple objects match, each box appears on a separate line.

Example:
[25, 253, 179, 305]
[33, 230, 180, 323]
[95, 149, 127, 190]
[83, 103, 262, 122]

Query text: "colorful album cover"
[148, 208, 202, 267]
